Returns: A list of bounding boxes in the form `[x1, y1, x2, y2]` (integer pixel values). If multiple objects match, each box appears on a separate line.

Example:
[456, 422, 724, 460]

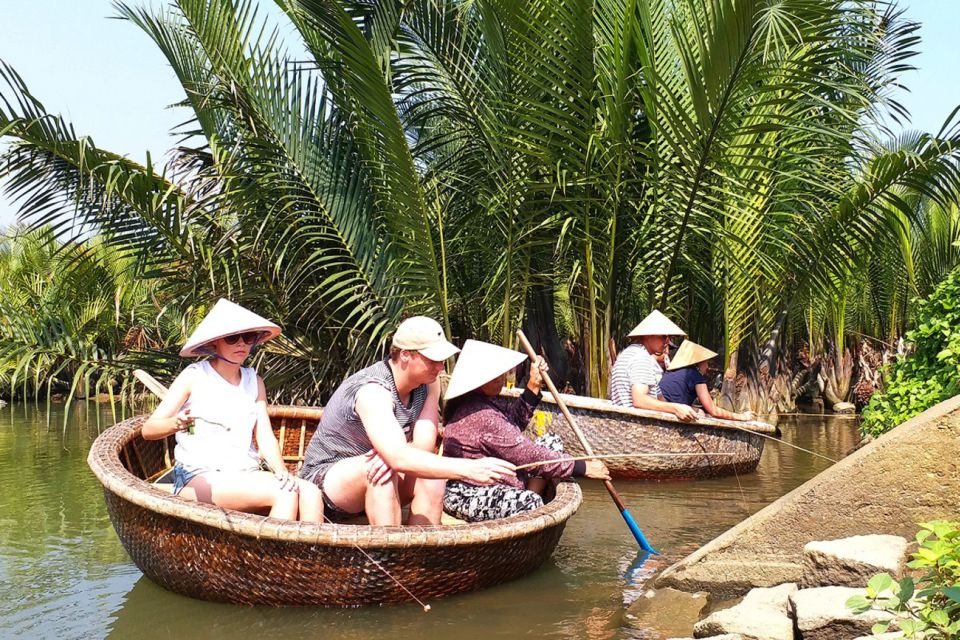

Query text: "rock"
[833, 402, 856, 414]
[669, 636, 746, 640]
[853, 633, 904, 639]
[623, 587, 711, 638]
[693, 583, 796, 640]
[801, 535, 908, 588]
[790, 586, 895, 640]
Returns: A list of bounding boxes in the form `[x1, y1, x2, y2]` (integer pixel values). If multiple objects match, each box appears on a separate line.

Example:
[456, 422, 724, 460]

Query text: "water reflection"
[0, 404, 859, 639]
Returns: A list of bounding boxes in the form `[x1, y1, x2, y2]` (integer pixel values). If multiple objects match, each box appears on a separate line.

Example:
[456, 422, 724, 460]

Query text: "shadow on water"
[0, 403, 860, 639]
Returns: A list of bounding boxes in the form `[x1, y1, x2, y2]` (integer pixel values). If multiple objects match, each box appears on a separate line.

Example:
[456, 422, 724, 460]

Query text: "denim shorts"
[172, 462, 261, 495]
[172, 463, 205, 496]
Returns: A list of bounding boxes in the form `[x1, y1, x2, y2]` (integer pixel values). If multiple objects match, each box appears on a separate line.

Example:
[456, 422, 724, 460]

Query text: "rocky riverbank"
[624, 533, 909, 639]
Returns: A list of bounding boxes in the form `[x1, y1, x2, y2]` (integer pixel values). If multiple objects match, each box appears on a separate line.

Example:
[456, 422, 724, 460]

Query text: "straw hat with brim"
[627, 309, 686, 337]
[180, 299, 282, 357]
[667, 340, 718, 371]
[392, 316, 460, 361]
[444, 339, 527, 401]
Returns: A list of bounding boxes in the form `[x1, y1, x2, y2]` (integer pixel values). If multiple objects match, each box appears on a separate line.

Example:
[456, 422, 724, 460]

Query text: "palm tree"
[1, 0, 959, 405]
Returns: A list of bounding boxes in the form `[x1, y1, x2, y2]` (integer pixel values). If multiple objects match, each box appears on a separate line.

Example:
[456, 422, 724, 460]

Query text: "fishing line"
[257, 458, 433, 613]
[319, 511, 432, 612]
[732, 424, 839, 464]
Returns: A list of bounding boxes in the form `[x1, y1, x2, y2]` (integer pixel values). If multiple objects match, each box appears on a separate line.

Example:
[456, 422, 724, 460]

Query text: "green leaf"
[928, 609, 950, 627]
[868, 573, 894, 594]
[944, 586, 960, 603]
[898, 577, 915, 602]
[846, 595, 873, 613]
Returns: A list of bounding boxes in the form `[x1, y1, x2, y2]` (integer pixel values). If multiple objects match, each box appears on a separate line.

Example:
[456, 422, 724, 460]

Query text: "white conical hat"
[627, 309, 686, 337]
[444, 339, 527, 401]
[180, 299, 281, 357]
[667, 340, 718, 370]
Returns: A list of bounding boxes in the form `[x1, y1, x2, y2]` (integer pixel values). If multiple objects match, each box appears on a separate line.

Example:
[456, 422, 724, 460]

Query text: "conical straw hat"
[627, 310, 686, 337]
[444, 339, 527, 401]
[180, 299, 281, 357]
[667, 340, 718, 370]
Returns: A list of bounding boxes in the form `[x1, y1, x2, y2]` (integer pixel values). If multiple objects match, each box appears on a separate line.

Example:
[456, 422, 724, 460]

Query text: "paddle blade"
[621, 508, 657, 554]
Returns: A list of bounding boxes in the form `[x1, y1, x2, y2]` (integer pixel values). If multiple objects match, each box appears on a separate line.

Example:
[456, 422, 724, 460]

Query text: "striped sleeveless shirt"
[299, 359, 428, 483]
[608, 343, 668, 406]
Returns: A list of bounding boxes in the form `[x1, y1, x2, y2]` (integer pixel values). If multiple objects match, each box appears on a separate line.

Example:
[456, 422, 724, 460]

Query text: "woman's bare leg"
[184, 471, 298, 519]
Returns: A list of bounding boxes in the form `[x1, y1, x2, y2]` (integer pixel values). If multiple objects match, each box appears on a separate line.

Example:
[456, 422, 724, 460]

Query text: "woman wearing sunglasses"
[142, 299, 323, 522]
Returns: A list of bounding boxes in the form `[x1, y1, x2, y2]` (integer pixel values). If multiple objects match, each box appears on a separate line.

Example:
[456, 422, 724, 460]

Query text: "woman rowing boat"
[441, 340, 609, 522]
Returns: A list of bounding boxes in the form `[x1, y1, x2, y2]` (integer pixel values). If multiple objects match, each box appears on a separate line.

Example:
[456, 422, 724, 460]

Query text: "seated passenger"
[142, 299, 323, 522]
[441, 340, 610, 522]
[299, 317, 516, 525]
[608, 310, 697, 421]
[659, 340, 755, 421]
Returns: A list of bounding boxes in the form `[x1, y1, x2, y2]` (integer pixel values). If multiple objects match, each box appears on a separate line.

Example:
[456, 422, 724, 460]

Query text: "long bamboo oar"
[515, 452, 734, 472]
[132, 368, 432, 611]
[517, 330, 657, 554]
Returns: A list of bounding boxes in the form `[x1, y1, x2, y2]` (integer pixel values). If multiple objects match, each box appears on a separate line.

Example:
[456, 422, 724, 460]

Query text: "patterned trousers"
[442, 433, 563, 522]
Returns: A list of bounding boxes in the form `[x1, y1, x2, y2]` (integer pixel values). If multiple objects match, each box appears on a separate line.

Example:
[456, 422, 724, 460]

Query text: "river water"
[0, 402, 861, 639]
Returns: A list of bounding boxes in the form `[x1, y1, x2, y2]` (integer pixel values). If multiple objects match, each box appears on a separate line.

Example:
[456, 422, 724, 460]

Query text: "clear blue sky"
[1, 0, 959, 226]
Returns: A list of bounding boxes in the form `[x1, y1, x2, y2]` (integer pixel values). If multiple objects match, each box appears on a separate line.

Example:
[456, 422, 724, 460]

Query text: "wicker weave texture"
[103, 489, 567, 606]
[497, 391, 768, 480]
[89, 409, 581, 606]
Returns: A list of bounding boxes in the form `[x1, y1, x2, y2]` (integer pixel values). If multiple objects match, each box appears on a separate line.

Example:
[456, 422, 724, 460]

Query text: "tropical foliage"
[847, 520, 960, 639]
[0, 226, 174, 414]
[2, 0, 960, 404]
[860, 263, 960, 436]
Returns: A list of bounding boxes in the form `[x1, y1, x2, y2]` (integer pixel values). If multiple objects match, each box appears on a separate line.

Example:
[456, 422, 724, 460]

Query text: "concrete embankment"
[655, 395, 960, 598]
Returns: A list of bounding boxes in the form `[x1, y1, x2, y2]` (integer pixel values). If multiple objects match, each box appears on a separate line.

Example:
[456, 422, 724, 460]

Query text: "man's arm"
[355, 383, 514, 483]
[410, 380, 441, 452]
[631, 383, 698, 421]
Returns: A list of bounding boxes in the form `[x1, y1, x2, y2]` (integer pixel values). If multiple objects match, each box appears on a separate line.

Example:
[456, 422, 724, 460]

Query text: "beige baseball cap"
[392, 316, 460, 361]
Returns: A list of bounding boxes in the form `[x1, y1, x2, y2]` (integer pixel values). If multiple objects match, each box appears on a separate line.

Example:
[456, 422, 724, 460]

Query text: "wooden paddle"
[517, 330, 657, 554]
[133, 369, 168, 399]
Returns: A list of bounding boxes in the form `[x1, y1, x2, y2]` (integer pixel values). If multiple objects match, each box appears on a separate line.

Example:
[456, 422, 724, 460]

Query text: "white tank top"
[173, 361, 261, 472]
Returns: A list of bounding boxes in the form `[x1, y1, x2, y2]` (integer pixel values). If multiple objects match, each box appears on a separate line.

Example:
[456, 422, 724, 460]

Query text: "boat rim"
[88, 409, 582, 549]
[499, 388, 779, 435]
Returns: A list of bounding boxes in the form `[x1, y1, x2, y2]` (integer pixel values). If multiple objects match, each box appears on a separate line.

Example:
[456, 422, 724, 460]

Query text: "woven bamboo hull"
[498, 390, 777, 480]
[89, 407, 581, 607]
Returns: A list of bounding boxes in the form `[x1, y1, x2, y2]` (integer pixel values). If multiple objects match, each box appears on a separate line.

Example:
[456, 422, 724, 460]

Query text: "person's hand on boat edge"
[584, 459, 611, 481]
[364, 449, 394, 486]
[527, 356, 548, 395]
[463, 457, 516, 485]
[670, 403, 698, 422]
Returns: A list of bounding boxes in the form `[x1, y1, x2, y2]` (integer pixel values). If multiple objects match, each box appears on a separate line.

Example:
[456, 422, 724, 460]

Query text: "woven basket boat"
[497, 389, 778, 480]
[87, 405, 581, 607]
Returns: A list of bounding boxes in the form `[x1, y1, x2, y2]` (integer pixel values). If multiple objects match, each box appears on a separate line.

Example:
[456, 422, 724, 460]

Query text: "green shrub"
[861, 267, 960, 437]
[847, 521, 960, 639]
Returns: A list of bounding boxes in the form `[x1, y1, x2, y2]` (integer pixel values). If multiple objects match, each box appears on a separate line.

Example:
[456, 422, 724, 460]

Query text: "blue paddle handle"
[621, 507, 657, 554]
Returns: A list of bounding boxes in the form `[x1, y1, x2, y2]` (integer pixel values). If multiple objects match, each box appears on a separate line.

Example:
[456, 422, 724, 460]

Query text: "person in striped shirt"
[608, 310, 698, 421]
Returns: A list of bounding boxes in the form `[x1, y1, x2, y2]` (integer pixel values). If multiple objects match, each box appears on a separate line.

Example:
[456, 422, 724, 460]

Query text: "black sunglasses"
[223, 331, 262, 346]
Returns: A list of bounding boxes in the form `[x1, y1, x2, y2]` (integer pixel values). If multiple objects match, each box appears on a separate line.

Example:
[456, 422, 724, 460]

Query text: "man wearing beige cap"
[608, 310, 698, 421]
[299, 316, 516, 525]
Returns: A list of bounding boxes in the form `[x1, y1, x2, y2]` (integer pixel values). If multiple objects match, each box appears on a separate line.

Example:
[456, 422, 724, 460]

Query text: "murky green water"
[0, 402, 860, 639]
